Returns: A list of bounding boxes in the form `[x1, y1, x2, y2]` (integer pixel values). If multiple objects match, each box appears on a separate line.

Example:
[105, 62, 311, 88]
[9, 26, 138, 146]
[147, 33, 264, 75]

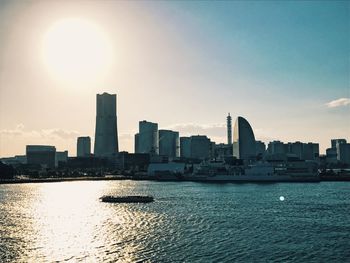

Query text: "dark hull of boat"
[100, 196, 154, 203]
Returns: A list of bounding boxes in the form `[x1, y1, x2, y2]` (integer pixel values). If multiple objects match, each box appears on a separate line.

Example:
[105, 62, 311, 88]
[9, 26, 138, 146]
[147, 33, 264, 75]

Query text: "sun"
[42, 18, 113, 83]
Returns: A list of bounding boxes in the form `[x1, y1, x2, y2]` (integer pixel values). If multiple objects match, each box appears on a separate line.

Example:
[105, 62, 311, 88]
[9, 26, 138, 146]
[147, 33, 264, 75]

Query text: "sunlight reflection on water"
[1, 181, 349, 262]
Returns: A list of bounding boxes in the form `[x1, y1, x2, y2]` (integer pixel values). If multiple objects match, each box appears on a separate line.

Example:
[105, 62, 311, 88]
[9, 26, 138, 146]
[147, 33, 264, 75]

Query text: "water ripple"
[0, 181, 349, 262]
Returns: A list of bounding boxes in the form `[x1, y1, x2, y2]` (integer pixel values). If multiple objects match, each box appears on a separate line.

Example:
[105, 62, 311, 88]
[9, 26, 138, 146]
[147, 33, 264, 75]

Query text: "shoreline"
[1, 175, 350, 185]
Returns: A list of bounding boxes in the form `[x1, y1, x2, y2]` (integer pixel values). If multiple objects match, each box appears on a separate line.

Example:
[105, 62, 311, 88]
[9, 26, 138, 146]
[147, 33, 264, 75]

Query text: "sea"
[0, 180, 349, 262]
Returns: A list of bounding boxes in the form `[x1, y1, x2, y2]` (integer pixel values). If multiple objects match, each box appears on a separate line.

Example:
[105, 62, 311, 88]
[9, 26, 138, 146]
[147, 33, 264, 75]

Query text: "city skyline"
[0, 1, 349, 157]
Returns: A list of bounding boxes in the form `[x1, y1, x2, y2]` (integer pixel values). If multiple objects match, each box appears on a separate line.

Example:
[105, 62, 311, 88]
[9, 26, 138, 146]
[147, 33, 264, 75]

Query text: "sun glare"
[42, 18, 113, 83]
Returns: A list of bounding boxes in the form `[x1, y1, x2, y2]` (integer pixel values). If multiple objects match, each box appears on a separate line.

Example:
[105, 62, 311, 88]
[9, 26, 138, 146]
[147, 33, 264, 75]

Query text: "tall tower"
[94, 93, 119, 157]
[227, 113, 232, 145]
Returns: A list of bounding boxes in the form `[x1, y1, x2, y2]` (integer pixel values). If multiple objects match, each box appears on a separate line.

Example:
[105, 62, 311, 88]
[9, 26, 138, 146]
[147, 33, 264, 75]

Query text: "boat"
[100, 195, 154, 203]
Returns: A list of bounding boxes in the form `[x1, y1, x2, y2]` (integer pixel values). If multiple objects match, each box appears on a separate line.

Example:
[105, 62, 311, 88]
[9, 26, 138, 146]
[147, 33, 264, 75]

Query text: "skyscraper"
[227, 113, 232, 145]
[94, 93, 119, 157]
[77, 136, 91, 157]
[136, 121, 159, 154]
[232, 116, 256, 160]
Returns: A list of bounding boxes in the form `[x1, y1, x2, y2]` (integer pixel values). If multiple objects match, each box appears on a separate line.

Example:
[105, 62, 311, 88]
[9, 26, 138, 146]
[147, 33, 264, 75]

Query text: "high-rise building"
[136, 121, 159, 154]
[26, 145, 56, 168]
[190, 135, 211, 160]
[159, 130, 180, 158]
[180, 137, 191, 158]
[227, 113, 232, 145]
[331, 139, 347, 161]
[255, 140, 266, 157]
[55, 151, 68, 167]
[331, 139, 347, 149]
[267, 141, 286, 155]
[77, 136, 91, 157]
[94, 93, 119, 157]
[232, 116, 256, 160]
[339, 143, 350, 165]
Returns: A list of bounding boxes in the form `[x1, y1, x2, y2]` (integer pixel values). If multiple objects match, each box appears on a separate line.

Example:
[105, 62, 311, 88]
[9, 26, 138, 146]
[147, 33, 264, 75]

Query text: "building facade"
[232, 116, 256, 160]
[190, 135, 211, 160]
[180, 137, 191, 158]
[159, 130, 180, 158]
[26, 145, 56, 168]
[77, 136, 91, 157]
[94, 93, 119, 157]
[136, 121, 159, 154]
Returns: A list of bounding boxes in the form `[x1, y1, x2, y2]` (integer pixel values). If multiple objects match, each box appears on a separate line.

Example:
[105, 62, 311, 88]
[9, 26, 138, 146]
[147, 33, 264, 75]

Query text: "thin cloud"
[326, 98, 350, 108]
[0, 124, 79, 140]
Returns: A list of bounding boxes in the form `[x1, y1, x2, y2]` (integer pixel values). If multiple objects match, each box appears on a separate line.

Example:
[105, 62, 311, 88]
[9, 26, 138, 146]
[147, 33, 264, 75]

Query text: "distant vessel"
[187, 162, 320, 182]
[100, 195, 154, 203]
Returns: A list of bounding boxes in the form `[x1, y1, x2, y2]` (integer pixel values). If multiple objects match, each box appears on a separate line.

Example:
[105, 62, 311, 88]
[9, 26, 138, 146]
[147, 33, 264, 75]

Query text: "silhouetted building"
[255, 141, 266, 157]
[118, 152, 150, 171]
[77, 136, 91, 157]
[331, 139, 347, 149]
[136, 120, 159, 154]
[232, 116, 256, 160]
[227, 113, 232, 145]
[339, 143, 350, 165]
[66, 156, 109, 169]
[326, 148, 337, 164]
[267, 141, 286, 155]
[214, 143, 233, 160]
[302, 143, 319, 160]
[331, 139, 347, 161]
[180, 137, 191, 158]
[94, 93, 119, 157]
[190, 135, 211, 160]
[26, 145, 56, 169]
[0, 155, 26, 166]
[55, 151, 68, 167]
[289, 141, 303, 159]
[159, 130, 180, 158]
[134, 133, 140, 153]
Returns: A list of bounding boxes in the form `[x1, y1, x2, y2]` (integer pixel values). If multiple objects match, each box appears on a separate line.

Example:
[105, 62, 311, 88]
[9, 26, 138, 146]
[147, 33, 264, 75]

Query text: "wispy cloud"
[0, 124, 79, 140]
[165, 123, 226, 137]
[325, 98, 350, 108]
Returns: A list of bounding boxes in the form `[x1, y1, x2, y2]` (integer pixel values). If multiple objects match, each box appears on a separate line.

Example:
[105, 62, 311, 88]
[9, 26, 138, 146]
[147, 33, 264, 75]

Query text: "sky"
[0, 0, 349, 157]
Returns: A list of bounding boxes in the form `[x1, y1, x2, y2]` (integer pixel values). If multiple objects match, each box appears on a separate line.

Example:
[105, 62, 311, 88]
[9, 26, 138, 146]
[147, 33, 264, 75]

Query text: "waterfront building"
[136, 120, 159, 154]
[180, 137, 191, 158]
[55, 151, 68, 167]
[94, 93, 119, 157]
[267, 141, 286, 155]
[159, 130, 180, 158]
[214, 143, 233, 160]
[227, 113, 232, 145]
[331, 139, 347, 149]
[302, 143, 319, 160]
[77, 136, 91, 157]
[255, 140, 266, 157]
[331, 139, 347, 161]
[190, 135, 211, 160]
[134, 133, 140, 153]
[26, 145, 56, 168]
[339, 143, 350, 165]
[232, 116, 256, 160]
[326, 148, 337, 164]
[289, 141, 303, 159]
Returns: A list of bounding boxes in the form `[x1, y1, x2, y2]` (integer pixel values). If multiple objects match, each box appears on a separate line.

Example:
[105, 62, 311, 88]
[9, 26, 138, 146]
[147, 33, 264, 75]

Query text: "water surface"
[1, 181, 349, 262]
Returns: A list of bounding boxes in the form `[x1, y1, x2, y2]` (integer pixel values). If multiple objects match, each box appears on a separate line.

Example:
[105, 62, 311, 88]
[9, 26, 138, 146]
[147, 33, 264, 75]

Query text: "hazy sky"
[0, 0, 349, 157]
